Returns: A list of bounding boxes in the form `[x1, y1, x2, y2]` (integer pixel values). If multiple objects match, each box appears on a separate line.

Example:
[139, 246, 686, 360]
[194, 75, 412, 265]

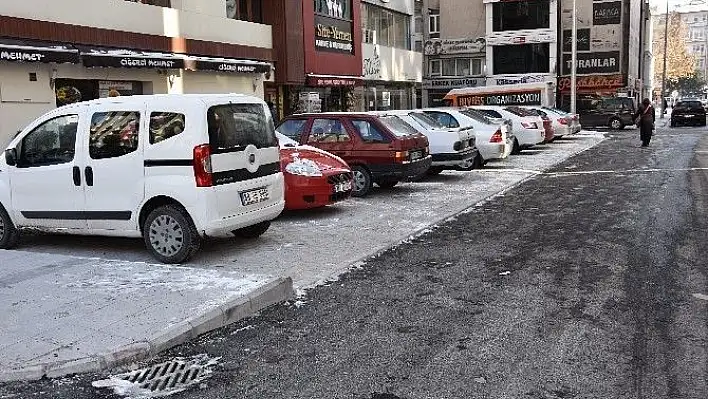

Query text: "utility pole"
[660, 0, 669, 118]
[570, 0, 577, 114]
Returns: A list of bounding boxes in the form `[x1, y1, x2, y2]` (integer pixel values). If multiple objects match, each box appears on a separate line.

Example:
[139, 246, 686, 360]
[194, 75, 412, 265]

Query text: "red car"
[277, 133, 353, 210]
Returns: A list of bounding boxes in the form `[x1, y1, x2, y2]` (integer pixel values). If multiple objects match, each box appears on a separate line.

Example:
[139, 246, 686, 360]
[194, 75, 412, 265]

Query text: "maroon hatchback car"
[276, 113, 432, 197]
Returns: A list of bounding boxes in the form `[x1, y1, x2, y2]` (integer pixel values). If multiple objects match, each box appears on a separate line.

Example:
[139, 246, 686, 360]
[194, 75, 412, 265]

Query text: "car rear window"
[207, 103, 277, 151]
[473, 108, 504, 119]
[409, 112, 445, 130]
[460, 109, 493, 125]
[675, 101, 703, 111]
[505, 107, 536, 117]
[378, 116, 419, 137]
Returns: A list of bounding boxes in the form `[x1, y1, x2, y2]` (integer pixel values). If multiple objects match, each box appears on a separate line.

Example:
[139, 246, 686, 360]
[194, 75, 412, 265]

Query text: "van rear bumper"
[368, 155, 432, 181]
[202, 200, 284, 237]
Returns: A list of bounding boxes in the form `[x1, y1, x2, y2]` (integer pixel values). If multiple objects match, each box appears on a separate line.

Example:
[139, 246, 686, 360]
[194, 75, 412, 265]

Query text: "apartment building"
[679, 9, 708, 77]
[421, 0, 487, 107]
[0, 0, 274, 144]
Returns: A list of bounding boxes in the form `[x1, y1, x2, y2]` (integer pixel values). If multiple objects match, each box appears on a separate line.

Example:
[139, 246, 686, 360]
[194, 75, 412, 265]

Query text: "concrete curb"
[300, 133, 607, 290]
[0, 276, 294, 383]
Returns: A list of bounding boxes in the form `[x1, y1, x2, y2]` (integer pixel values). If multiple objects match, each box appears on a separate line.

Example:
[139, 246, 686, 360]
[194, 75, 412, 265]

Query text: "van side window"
[17, 115, 78, 168]
[351, 120, 388, 143]
[277, 119, 307, 142]
[89, 111, 140, 159]
[308, 119, 350, 143]
[150, 112, 186, 144]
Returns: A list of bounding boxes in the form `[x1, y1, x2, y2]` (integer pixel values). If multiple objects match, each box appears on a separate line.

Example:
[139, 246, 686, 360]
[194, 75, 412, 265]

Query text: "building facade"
[421, 0, 487, 107]
[557, 0, 650, 108]
[360, 0, 422, 111]
[0, 0, 274, 145]
[679, 9, 708, 78]
[485, 0, 558, 92]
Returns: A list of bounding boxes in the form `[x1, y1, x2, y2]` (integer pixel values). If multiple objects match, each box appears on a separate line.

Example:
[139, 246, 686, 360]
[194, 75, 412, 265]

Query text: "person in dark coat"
[634, 98, 656, 147]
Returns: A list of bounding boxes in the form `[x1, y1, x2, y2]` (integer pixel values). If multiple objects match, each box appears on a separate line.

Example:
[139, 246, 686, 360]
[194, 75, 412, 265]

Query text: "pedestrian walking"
[634, 98, 655, 147]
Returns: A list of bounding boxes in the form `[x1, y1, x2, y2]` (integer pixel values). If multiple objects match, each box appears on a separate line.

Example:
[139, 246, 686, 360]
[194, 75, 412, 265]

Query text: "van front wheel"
[0, 205, 20, 249]
[143, 205, 201, 264]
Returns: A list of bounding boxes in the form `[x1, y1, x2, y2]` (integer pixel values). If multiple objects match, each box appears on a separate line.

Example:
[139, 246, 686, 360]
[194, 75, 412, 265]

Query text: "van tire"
[143, 204, 201, 264]
[351, 166, 372, 197]
[233, 221, 271, 239]
[0, 205, 20, 249]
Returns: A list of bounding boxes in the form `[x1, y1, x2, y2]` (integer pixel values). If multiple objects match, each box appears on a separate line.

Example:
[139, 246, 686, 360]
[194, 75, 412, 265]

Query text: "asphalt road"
[2, 125, 707, 399]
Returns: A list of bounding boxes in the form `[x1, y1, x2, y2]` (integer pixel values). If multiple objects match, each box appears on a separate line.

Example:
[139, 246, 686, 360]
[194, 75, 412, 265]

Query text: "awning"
[187, 56, 271, 74]
[79, 46, 186, 69]
[0, 37, 80, 64]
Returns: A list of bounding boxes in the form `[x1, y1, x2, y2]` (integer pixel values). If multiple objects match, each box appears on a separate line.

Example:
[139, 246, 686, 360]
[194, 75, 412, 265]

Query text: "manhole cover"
[92, 354, 219, 398]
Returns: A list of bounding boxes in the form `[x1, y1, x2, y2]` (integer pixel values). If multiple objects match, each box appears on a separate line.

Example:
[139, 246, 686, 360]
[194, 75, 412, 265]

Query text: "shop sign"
[593, 1, 622, 26]
[423, 38, 486, 56]
[562, 28, 590, 52]
[0, 45, 79, 64]
[492, 74, 548, 86]
[562, 51, 620, 75]
[363, 45, 381, 80]
[456, 91, 542, 107]
[486, 29, 556, 46]
[194, 60, 271, 74]
[557, 74, 625, 92]
[422, 77, 486, 90]
[307, 76, 360, 87]
[82, 51, 185, 69]
[315, 14, 354, 54]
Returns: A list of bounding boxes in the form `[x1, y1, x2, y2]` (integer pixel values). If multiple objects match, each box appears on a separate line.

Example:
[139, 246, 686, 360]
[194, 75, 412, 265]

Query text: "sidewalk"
[0, 252, 293, 382]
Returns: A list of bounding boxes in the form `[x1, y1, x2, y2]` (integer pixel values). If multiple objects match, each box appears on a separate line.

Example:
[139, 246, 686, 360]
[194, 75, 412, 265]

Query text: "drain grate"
[93, 354, 219, 398]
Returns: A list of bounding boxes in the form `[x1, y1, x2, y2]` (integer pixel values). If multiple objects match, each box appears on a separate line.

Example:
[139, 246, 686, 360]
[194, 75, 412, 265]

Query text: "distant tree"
[654, 12, 697, 91]
[666, 72, 707, 96]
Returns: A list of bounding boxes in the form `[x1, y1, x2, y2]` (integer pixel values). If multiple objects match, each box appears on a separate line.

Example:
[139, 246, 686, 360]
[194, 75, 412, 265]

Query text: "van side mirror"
[5, 148, 17, 166]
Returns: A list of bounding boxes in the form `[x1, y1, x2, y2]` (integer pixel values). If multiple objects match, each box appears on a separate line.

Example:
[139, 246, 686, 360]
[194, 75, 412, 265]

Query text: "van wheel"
[143, 205, 201, 264]
[0, 205, 20, 249]
[609, 117, 623, 130]
[233, 221, 271, 239]
[351, 166, 372, 197]
[377, 179, 399, 189]
[511, 138, 521, 155]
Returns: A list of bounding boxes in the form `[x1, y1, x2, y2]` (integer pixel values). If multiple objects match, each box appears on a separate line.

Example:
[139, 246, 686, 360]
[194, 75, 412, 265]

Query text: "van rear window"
[207, 104, 277, 152]
[675, 101, 703, 111]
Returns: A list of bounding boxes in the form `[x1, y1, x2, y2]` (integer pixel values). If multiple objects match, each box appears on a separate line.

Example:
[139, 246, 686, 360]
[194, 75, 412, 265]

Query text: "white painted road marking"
[692, 293, 708, 301]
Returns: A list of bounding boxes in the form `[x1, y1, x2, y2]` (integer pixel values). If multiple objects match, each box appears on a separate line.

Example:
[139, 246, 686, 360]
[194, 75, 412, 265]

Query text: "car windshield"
[207, 103, 277, 151]
[378, 116, 420, 136]
[409, 112, 445, 130]
[675, 101, 703, 111]
[461, 109, 494, 124]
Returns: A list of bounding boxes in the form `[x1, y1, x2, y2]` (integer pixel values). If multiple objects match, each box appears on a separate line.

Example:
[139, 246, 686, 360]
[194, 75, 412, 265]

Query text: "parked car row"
[0, 94, 582, 265]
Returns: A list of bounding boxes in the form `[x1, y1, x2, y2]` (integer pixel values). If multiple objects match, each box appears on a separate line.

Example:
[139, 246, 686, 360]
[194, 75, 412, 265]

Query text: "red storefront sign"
[558, 75, 625, 93]
[306, 76, 361, 87]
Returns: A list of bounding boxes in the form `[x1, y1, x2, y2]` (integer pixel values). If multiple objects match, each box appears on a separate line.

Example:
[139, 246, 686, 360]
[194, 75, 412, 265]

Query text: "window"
[442, 59, 456, 76]
[471, 58, 484, 75]
[378, 116, 420, 137]
[351, 120, 388, 142]
[226, 0, 263, 23]
[493, 0, 550, 32]
[90, 111, 140, 160]
[149, 112, 185, 144]
[207, 104, 277, 151]
[436, 58, 484, 77]
[314, 0, 351, 20]
[423, 111, 459, 128]
[410, 112, 444, 129]
[429, 10, 440, 38]
[308, 119, 350, 143]
[474, 109, 504, 119]
[361, 3, 411, 49]
[429, 59, 441, 76]
[18, 115, 78, 168]
[277, 119, 307, 142]
[493, 43, 550, 74]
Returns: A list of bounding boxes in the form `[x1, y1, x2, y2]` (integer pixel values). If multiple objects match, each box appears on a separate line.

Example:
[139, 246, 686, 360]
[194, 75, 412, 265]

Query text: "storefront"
[423, 77, 487, 107]
[556, 74, 627, 110]
[0, 37, 272, 144]
[361, 43, 421, 111]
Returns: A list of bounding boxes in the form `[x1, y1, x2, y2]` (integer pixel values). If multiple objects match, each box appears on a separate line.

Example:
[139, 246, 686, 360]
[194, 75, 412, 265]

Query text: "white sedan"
[521, 106, 580, 137]
[468, 105, 545, 149]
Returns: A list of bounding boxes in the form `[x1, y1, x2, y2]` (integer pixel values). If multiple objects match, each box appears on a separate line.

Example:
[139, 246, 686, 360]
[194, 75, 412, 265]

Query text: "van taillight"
[490, 130, 503, 143]
[193, 144, 213, 187]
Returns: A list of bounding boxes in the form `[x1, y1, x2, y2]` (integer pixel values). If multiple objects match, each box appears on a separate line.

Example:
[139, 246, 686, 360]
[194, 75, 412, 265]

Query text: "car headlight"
[285, 158, 323, 177]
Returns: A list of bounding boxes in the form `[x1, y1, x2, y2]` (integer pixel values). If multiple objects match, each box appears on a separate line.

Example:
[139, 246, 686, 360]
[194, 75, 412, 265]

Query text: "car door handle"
[72, 166, 81, 186]
[85, 166, 94, 187]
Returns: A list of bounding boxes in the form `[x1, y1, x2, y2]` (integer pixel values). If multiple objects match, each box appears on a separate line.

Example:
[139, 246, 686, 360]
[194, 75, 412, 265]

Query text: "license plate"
[334, 180, 352, 193]
[410, 150, 423, 160]
[240, 187, 269, 206]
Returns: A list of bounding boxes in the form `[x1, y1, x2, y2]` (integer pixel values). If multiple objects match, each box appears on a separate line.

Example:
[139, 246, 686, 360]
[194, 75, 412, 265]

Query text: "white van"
[0, 94, 285, 264]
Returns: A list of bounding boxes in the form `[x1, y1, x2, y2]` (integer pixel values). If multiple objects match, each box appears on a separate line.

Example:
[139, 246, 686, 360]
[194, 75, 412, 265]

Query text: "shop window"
[429, 59, 441, 76]
[492, 0, 550, 32]
[429, 10, 440, 38]
[361, 3, 411, 49]
[351, 120, 388, 143]
[226, 0, 263, 23]
[308, 119, 350, 143]
[277, 119, 307, 142]
[124, 0, 171, 7]
[493, 43, 549, 74]
[314, 0, 351, 20]
[149, 112, 185, 144]
[89, 111, 141, 160]
[18, 115, 78, 168]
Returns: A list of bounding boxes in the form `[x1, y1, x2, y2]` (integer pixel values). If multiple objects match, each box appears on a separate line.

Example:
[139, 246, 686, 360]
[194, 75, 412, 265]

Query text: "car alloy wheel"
[148, 214, 185, 258]
[350, 165, 372, 197]
[353, 170, 368, 192]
